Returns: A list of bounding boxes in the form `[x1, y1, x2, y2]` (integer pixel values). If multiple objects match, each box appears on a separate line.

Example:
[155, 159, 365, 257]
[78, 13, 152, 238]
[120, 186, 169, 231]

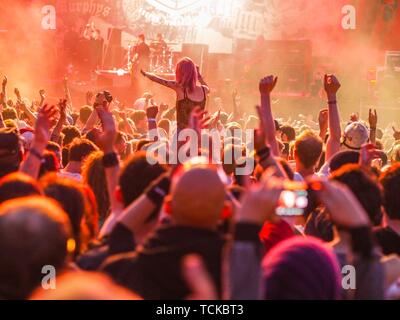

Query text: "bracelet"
[370, 127, 377, 130]
[147, 118, 157, 122]
[145, 175, 171, 206]
[328, 100, 337, 105]
[102, 152, 119, 168]
[30, 148, 44, 161]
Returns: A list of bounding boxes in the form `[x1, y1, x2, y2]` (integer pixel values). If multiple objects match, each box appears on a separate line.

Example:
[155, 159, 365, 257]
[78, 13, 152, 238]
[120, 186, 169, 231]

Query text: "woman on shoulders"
[141, 57, 209, 130]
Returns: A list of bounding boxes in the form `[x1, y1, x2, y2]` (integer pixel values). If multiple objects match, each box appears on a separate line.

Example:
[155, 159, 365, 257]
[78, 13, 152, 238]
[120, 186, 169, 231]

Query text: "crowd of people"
[1, 56, 400, 300]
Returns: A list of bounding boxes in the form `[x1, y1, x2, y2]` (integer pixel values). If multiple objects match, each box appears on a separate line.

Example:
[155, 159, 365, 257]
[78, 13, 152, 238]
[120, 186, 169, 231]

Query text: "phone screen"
[276, 189, 309, 216]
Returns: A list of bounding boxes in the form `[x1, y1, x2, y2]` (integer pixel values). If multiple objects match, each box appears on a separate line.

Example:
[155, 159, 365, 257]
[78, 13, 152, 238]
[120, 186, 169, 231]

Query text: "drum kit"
[149, 40, 175, 73]
[126, 38, 176, 74]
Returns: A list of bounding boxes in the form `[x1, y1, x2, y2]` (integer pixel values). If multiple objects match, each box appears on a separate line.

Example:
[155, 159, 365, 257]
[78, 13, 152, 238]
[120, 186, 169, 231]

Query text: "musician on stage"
[130, 34, 151, 73]
[153, 33, 167, 50]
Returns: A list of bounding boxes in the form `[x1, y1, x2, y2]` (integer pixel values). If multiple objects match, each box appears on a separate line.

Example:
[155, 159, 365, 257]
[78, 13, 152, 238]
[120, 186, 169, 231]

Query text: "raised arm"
[39, 89, 46, 107]
[141, 70, 178, 89]
[259, 76, 280, 156]
[20, 105, 57, 178]
[318, 109, 328, 141]
[63, 76, 73, 110]
[95, 99, 125, 237]
[118, 173, 170, 233]
[97, 102, 123, 213]
[1, 76, 7, 108]
[324, 74, 342, 162]
[368, 109, 378, 145]
[81, 106, 99, 135]
[17, 99, 37, 124]
[0, 111, 4, 128]
[50, 99, 67, 142]
[117, 109, 135, 136]
[229, 174, 283, 299]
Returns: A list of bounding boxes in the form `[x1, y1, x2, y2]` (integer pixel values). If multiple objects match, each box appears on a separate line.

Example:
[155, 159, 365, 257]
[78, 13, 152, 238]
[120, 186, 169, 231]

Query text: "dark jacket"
[77, 223, 136, 271]
[102, 225, 224, 300]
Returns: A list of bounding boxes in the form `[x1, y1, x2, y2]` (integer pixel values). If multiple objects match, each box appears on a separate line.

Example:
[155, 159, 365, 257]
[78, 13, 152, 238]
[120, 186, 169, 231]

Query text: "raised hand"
[2, 76, 7, 88]
[95, 102, 117, 154]
[259, 75, 278, 96]
[34, 104, 57, 146]
[393, 126, 400, 141]
[324, 74, 341, 98]
[58, 99, 67, 121]
[14, 87, 21, 101]
[39, 89, 46, 99]
[368, 109, 378, 129]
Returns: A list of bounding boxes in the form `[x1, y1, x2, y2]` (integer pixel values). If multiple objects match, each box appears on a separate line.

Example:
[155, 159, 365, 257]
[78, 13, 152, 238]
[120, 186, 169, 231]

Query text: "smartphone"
[276, 181, 309, 217]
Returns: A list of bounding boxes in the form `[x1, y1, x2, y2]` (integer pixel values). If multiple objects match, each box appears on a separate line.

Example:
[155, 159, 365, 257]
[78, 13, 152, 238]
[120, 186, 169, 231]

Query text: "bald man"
[102, 164, 227, 300]
[170, 166, 226, 230]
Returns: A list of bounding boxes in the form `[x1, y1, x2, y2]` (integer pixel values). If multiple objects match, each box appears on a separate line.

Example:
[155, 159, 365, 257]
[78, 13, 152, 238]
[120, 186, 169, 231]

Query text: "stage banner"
[32, 0, 396, 55]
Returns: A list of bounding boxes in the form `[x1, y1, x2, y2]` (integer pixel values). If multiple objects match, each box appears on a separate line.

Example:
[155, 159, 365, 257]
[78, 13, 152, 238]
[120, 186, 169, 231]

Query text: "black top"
[76, 223, 135, 271]
[132, 43, 151, 71]
[373, 226, 400, 255]
[102, 225, 224, 300]
[176, 86, 207, 130]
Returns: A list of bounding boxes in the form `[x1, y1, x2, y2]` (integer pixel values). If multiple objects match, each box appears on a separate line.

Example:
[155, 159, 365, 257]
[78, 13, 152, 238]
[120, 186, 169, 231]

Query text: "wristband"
[147, 118, 157, 122]
[30, 148, 44, 161]
[102, 152, 119, 168]
[370, 127, 377, 130]
[328, 100, 337, 105]
[145, 175, 171, 206]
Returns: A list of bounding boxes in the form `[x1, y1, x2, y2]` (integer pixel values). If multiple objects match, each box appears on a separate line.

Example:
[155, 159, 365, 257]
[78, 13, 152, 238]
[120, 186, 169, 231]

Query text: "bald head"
[171, 168, 226, 229]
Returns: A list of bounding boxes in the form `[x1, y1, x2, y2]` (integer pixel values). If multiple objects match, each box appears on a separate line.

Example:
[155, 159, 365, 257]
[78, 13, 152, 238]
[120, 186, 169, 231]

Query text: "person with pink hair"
[141, 57, 209, 130]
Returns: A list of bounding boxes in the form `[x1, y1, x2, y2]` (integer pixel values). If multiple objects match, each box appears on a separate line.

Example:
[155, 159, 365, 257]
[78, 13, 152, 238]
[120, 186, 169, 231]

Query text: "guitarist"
[130, 34, 151, 74]
[129, 34, 151, 97]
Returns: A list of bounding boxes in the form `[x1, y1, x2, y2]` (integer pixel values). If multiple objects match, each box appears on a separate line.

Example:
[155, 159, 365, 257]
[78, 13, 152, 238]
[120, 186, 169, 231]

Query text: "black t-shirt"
[102, 225, 224, 300]
[134, 43, 150, 58]
[373, 226, 400, 256]
[76, 223, 135, 271]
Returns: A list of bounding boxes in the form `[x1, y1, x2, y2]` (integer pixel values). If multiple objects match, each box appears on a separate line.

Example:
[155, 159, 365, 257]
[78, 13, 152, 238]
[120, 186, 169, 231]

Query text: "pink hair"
[175, 57, 198, 93]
